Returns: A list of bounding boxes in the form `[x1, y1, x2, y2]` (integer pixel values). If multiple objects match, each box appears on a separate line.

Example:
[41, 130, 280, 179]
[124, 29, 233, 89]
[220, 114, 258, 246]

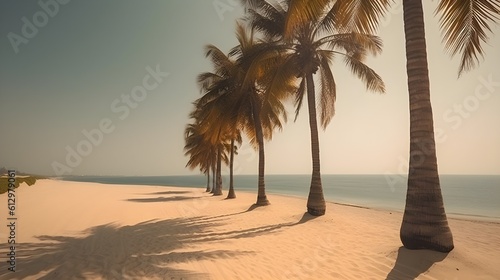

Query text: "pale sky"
[1, 0, 499, 176]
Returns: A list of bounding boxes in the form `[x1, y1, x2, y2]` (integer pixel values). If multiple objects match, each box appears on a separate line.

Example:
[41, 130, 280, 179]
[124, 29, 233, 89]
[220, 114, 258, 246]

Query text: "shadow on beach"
[386, 247, 448, 280]
[125, 195, 200, 203]
[2, 216, 251, 279]
[0, 201, 316, 279]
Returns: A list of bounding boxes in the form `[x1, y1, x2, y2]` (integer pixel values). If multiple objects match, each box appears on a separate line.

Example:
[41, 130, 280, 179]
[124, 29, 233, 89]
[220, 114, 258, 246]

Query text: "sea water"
[63, 174, 500, 219]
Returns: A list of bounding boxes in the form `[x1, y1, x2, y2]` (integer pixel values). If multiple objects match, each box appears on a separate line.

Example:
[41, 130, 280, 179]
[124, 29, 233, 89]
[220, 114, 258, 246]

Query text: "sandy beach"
[1, 179, 499, 279]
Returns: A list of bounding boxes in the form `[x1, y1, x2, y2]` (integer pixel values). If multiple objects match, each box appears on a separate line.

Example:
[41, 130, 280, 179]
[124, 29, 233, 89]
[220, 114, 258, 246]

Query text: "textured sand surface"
[0, 179, 499, 279]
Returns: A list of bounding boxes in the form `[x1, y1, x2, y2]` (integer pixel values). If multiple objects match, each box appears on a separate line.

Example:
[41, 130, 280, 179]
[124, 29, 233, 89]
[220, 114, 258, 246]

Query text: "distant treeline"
[0, 174, 47, 194]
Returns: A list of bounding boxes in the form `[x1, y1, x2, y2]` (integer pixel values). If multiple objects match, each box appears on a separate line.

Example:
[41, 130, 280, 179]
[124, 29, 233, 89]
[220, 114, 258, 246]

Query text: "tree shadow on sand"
[2, 217, 252, 280]
[126, 195, 200, 203]
[386, 247, 449, 280]
[147, 190, 191, 195]
[2, 210, 317, 279]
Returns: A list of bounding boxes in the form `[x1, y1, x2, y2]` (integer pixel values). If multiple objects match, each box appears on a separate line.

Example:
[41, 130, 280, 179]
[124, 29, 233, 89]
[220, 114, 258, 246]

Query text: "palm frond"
[323, 0, 392, 34]
[343, 54, 385, 93]
[320, 32, 383, 57]
[247, 8, 286, 39]
[437, 0, 500, 76]
[284, 0, 331, 40]
[205, 44, 234, 76]
[294, 77, 306, 122]
[317, 50, 337, 129]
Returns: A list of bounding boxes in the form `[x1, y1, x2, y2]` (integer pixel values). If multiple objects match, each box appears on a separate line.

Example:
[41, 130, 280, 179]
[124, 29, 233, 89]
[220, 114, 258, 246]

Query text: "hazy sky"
[1, 1, 499, 176]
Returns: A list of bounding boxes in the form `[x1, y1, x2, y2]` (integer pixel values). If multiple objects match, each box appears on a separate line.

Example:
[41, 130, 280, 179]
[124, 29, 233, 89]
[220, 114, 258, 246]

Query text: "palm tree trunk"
[213, 146, 223, 196]
[305, 72, 326, 216]
[252, 94, 270, 206]
[227, 138, 236, 199]
[400, 0, 453, 252]
[205, 158, 212, 192]
[210, 152, 216, 194]
[206, 169, 211, 192]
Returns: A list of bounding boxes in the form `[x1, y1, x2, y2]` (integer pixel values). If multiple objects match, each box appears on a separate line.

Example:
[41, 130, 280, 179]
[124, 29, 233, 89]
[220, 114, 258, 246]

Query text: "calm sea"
[62, 174, 500, 220]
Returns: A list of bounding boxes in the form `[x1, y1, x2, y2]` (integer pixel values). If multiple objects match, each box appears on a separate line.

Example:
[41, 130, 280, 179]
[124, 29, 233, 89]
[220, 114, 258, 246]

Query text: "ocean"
[62, 174, 500, 220]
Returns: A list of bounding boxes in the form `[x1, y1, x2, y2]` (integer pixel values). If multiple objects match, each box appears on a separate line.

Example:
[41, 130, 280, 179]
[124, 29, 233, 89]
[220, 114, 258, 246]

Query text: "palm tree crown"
[243, 0, 385, 215]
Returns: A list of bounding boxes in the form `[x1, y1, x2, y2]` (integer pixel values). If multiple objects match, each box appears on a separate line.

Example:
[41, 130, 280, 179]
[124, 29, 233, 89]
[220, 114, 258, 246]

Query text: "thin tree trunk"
[213, 146, 223, 196]
[227, 139, 236, 199]
[206, 169, 211, 192]
[210, 152, 215, 194]
[400, 0, 453, 252]
[305, 72, 326, 216]
[252, 94, 270, 206]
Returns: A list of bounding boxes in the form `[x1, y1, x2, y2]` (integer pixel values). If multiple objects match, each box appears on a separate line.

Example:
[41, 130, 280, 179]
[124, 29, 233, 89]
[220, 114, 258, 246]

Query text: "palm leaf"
[343, 53, 385, 93]
[437, 0, 500, 76]
[293, 76, 306, 122]
[284, 0, 331, 40]
[322, 0, 392, 34]
[317, 50, 337, 129]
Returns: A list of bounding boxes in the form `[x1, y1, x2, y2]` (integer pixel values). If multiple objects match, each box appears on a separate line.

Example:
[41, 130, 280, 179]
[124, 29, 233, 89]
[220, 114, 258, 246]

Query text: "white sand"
[0, 179, 499, 279]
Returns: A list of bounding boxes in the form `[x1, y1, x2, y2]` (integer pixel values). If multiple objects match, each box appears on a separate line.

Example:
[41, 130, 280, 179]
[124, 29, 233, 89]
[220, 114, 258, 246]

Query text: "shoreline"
[58, 177, 500, 222]
[1, 179, 498, 279]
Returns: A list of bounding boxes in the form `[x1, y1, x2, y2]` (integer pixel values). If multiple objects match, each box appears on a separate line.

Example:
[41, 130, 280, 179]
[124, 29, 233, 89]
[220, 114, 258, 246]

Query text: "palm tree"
[225, 134, 242, 199]
[227, 22, 290, 205]
[283, 0, 499, 251]
[184, 121, 215, 192]
[196, 43, 245, 199]
[184, 105, 230, 195]
[196, 32, 287, 203]
[398, 0, 454, 253]
[195, 77, 235, 197]
[243, 0, 385, 216]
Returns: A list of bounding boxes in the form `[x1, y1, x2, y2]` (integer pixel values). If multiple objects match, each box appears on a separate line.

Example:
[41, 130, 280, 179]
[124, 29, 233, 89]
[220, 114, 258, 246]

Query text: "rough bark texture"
[253, 95, 270, 206]
[400, 0, 454, 252]
[213, 146, 223, 196]
[210, 160, 215, 194]
[227, 139, 236, 199]
[305, 73, 326, 216]
[206, 165, 211, 192]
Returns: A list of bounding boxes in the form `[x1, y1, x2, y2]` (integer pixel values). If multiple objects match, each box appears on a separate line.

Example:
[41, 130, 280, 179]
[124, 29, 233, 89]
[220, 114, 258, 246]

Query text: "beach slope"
[0, 179, 499, 279]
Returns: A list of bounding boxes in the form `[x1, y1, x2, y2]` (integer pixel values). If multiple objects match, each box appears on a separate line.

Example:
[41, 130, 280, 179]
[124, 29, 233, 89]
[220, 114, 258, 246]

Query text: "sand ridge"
[0, 179, 499, 279]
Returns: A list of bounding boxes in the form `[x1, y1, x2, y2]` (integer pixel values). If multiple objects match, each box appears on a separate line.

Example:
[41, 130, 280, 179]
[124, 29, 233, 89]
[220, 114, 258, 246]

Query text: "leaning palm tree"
[243, 0, 385, 216]
[284, 0, 499, 251]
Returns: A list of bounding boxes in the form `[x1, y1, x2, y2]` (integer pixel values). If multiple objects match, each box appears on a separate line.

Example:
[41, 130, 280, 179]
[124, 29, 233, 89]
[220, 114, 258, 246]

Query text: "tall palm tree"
[284, 0, 499, 251]
[243, 0, 385, 216]
[225, 134, 242, 199]
[227, 22, 290, 205]
[195, 69, 236, 197]
[196, 31, 287, 204]
[398, 0, 454, 252]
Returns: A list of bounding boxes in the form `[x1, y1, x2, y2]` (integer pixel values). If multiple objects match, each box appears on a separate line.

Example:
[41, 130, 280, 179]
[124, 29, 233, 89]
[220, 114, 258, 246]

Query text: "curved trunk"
[252, 94, 270, 206]
[305, 72, 325, 216]
[227, 138, 236, 199]
[400, 0, 453, 252]
[213, 146, 223, 196]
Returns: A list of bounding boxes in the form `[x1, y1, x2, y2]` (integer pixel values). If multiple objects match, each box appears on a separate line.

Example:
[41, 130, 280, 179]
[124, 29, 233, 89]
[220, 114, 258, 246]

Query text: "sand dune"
[0, 179, 499, 279]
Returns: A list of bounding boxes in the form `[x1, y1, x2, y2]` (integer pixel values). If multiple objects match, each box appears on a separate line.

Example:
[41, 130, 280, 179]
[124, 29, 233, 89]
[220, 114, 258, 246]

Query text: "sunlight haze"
[1, 0, 499, 176]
